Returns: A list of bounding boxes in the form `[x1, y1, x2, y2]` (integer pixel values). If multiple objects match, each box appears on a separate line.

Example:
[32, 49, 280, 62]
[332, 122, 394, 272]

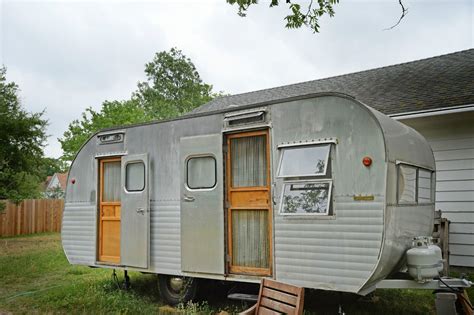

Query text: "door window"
[230, 135, 267, 187]
[187, 156, 217, 189]
[125, 162, 145, 192]
[232, 210, 269, 268]
[103, 161, 121, 201]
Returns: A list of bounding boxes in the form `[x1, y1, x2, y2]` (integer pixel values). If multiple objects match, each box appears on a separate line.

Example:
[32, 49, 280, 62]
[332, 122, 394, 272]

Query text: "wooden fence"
[0, 199, 64, 237]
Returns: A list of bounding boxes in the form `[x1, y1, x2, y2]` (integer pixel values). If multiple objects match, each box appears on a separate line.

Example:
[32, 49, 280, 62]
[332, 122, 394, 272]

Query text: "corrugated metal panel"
[402, 116, 474, 267]
[150, 200, 181, 275]
[437, 180, 474, 191]
[275, 196, 383, 293]
[449, 244, 474, 255]
[437, 191, 474, 201]
[442, 212, 474, 223]
[434, 148, 474, 161]
[450, 255, 474, 266]
[436, 201, 473, 212]
[61, 202, 96, 265]
[450, 234, 474, 244]
[437, 170, 474, 181]
[450, 223, 474, 233]
[429, 137, 474, 151]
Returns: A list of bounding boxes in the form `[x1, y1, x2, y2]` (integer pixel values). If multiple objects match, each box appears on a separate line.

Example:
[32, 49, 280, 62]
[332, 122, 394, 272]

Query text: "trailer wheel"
[158, 275, 197, 305]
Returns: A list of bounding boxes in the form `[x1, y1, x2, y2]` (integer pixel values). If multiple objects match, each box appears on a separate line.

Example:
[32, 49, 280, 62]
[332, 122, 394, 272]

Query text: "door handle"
[183, 195, 195, 202]
[136, 208, 145, 215]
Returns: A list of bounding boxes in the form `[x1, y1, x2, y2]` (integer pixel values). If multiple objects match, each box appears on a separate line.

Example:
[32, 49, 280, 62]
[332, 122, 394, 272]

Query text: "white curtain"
[103, 161, 121, 202]
[232, 210, 269, 268]
[231, 135, 267, 187]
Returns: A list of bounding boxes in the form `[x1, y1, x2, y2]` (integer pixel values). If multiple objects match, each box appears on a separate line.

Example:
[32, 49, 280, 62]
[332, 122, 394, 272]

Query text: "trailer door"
[180, 134, 224, 274]
[120, 153, 149, 268]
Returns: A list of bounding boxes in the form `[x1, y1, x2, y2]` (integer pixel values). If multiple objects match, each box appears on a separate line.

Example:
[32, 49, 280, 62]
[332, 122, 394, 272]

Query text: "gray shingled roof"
[193, 49, 474, 115]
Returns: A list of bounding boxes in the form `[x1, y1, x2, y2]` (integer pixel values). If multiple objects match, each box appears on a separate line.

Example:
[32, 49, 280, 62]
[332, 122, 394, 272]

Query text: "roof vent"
[97, 132, 124, 145]
[224, 108, 267, 129]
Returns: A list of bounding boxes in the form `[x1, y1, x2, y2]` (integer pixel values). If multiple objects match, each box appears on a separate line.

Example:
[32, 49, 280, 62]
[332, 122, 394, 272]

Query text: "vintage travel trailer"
[62, 92, 437, 303]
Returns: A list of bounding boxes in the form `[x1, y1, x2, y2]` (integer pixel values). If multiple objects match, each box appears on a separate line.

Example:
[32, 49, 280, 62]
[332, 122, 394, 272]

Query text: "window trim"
[279, 179, 333, 216]
[397, 162, 435, 205]
[185, 155, 217, 191]
[277, 143, 331, 178]
[125, 161, 145, 192]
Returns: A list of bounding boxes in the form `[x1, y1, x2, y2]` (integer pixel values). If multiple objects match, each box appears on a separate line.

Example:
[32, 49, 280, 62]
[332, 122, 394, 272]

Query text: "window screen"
[230, 135, 267, 187]
[278, 144, 330, 177]
[187, 156, 216, 189]
[280, 181, 331, 215]
[398, 165, 417, 203]
[126, 162, 145, 192]
[418, 169, 433, 203]
[232, 209, 269, 268]
[103, 161, 121, 202]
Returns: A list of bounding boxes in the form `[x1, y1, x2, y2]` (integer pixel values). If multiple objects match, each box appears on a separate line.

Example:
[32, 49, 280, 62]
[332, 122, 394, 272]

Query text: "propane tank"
[406, 236, 443, 283]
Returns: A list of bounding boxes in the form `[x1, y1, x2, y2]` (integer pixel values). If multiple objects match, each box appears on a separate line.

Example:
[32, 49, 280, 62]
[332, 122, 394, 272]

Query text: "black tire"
[158, 274, 198, 305]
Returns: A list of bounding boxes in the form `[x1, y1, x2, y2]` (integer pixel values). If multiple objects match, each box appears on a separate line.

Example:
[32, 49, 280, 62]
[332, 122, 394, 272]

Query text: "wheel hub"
[169, 277, 184, 292]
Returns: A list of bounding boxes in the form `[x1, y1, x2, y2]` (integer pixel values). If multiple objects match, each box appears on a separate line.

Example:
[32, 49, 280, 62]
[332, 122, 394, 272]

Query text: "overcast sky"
[1, 0, 472, 158]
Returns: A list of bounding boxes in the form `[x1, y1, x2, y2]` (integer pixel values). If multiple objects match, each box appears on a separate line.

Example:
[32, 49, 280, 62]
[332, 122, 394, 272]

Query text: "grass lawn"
[0, 233, 472, 314]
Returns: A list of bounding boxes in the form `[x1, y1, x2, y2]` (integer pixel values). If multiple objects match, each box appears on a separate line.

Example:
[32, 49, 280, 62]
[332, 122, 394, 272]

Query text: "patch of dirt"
[0, 234, 61, 257]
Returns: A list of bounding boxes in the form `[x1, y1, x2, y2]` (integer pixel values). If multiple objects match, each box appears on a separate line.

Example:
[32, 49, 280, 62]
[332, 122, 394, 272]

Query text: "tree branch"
[384, 0, 408, 30]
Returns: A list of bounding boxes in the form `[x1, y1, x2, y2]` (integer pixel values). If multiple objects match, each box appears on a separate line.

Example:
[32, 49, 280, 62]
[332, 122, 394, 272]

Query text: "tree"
[226, 0, 408, 33]
[227, 0, 339, 33]
[0, 67, 47, 202]
[134, 47, 217, 120]
[41, 157, 68, 177]
[60, 48, 221, 162]
[59, 99, 151, 162]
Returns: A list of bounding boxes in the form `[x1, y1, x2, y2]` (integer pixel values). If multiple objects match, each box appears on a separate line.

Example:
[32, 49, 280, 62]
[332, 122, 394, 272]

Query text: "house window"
[397, 164, 434, 204]
[278, 144, 330, 178]
[278, 143, 333, 216]
[125, 162, 145, 192]
[187, 156, 217, 189]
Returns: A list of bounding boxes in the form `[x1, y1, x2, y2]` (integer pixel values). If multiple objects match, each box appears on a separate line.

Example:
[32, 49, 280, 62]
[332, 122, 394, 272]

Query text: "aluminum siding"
[150, 200, 181, 274]
[61, 202, 96, 265]
[275, 196, 384, 292]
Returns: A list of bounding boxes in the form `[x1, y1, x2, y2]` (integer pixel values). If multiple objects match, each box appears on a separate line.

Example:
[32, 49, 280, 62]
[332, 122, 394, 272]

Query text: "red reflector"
[71, 178, 76, 184]
[362, 157, 372, 167]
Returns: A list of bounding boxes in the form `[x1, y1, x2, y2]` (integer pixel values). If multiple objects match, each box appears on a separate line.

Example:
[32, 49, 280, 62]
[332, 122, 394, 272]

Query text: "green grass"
[0, 233, 161, 314]
[0, 233, 472, 314]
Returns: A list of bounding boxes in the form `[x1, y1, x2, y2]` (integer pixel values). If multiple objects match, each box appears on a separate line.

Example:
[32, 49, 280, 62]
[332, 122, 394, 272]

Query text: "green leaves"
[59, 47, 222, 162]
[134, 47, 216, 120]
[59, 100, 151, 162]
[227, 0, 339, 33]
[0, 67, 48, 201]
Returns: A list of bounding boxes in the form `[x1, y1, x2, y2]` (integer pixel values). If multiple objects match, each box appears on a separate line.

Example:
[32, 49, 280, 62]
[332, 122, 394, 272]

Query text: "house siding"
[400, 111, 474, 267]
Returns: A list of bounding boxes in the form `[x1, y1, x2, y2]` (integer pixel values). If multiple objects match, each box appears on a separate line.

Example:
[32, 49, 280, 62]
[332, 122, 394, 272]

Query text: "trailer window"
[278, 144, 330, 178]
[187, 156, 216, 189]
[280, 181, 332, 215]
[397, 164, 434, 204]
[125, 162, 145, 192]
[418, 169, 433, 203]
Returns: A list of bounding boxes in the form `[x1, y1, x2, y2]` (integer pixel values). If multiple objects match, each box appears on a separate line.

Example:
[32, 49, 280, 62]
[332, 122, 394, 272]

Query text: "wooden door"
[226, 130, 272, 276]
[99, 158, 121, 263]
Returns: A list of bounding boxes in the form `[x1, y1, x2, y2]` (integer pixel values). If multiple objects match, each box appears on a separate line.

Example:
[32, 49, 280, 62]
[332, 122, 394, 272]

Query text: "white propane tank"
[407, 236, 443, 283]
